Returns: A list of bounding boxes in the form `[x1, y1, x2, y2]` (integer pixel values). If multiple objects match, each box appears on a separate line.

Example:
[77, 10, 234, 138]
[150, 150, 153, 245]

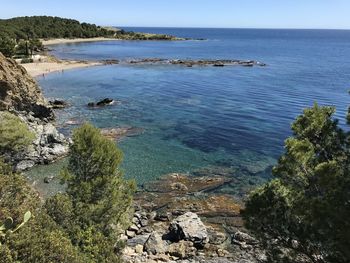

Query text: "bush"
[20, 58, 33, 64]
[0, 112, 35, 155]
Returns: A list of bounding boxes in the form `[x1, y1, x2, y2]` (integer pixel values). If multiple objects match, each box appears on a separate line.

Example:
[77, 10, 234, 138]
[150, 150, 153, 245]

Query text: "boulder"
[96, 98, 114, 106]
[127, 234, 151, 247]
[167, 240, 196, 259]
[144, 232, 167, 255]
[169, 212, 209, 248]
[49, 99, 68, 109]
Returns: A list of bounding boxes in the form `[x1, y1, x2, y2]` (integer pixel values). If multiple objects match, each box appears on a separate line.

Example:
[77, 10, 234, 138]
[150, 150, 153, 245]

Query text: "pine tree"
[243, 103, 350, 263]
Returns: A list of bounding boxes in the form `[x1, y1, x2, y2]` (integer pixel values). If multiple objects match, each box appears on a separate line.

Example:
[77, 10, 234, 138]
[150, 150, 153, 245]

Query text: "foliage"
[0, 112, 35, 155]
[46, 123, 135, 262]
[0, 16, 117, 40]
[243, 103, 350, 263]
[0, 169, 88, 263]
[0, 35, 16, 57]
[20, 58, 33, 64]
[0, 211, 32, 244]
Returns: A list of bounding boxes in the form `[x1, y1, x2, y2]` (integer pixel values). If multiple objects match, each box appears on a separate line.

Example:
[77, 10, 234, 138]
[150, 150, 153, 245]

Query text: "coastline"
[42, 37, 120, 46]
[22, 59, 103, 77]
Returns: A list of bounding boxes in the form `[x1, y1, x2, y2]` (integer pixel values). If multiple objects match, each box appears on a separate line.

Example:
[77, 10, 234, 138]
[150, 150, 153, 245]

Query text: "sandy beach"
[22, 60, 103, 77]
[42, 37, 119, 46]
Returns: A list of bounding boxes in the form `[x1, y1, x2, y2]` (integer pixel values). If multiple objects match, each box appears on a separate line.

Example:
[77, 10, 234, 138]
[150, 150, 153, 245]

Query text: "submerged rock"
[100, 127, 144, 141]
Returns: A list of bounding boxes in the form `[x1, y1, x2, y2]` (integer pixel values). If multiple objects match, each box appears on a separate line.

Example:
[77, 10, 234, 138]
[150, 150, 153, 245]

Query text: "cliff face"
[0, 52, 68, 170]
[0, 52, 53, 120]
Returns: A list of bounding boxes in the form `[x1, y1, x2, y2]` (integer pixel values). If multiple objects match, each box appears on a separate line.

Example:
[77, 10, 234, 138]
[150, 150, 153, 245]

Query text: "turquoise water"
[27, 28, 350, 196]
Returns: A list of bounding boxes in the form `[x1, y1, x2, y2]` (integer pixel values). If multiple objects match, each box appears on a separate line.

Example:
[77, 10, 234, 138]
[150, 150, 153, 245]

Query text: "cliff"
[0, 52, 68, 170]
[0, 52, 54, 119]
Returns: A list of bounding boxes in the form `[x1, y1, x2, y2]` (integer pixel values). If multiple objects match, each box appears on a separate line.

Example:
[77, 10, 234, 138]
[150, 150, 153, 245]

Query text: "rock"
[144, 232, 167, 255]
[100, 127, 144, 141]
[232, 231, 258, 246]
[126, 230, 136, 238]
[140, 218, 149, 227]
[128, 224, 140, 232]
[0, 52, 54, 120]
[207, 227, 228, 245]
[155, 211, 172, 222]
[216, 248, 229, 257]
[96, 98, 114, 106]
[15, 160, 35, 171]
[169, 212, 209, 248]
[167, 240, 196, 259]
[170, 182, 188, 191]
[103, 59, 119, 65]
[135, 244, 144, 254]
[49, 99, 68, 109]
[43, 176, 54, 184]
[127, 234, 151, 247]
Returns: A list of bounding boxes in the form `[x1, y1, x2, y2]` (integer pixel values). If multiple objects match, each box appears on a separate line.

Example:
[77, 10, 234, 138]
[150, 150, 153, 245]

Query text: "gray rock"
[169, 212, 209, 248]
[167, 240, 196, 259]
[126, 230, 136, 238]
[144, 232, 167, 255]
[232, 231, 258, 246]
[127, 234, 151, 247]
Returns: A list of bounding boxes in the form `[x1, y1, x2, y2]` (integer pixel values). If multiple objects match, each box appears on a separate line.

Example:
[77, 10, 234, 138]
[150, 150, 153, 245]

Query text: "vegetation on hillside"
[0, 123, 135, 263]
[0, 16, 182, 58]
[243, 102, 350, 262]
[0, 112, 35, 155]
[0, 16, 118, 39]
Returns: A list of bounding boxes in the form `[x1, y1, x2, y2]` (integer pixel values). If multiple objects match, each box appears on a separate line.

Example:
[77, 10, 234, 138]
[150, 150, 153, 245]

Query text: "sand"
[42, 37, 119, 46]
[22, 60, 103, 77]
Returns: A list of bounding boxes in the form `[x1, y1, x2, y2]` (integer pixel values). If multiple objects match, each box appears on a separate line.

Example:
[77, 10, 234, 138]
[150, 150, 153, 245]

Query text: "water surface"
[27, 28, 350, 196]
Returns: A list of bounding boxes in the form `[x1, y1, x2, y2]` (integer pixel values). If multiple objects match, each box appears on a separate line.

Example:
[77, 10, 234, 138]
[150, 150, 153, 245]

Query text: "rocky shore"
[0, 52, 69, 170]
[121, 173, 267, 263]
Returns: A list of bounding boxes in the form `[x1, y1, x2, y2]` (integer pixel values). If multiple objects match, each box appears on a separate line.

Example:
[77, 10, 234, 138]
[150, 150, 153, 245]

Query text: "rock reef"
[127, 58, 266, 67]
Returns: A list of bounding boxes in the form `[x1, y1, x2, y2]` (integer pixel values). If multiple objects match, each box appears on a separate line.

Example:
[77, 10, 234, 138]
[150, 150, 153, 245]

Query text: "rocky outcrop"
[121, 172, 268, 262]
[0, 52, 68, 170]
[169, 212, 209, 248]
[88, 98, 114, 107]
[0, 52, 53, 120]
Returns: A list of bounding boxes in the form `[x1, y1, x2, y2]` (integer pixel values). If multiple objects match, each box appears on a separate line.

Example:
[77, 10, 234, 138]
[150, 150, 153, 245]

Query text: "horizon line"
[115, 25, 350, 31]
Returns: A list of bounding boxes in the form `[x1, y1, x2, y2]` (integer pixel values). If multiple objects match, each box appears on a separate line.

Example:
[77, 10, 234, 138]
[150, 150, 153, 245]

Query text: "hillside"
[0, 16, 182, 40]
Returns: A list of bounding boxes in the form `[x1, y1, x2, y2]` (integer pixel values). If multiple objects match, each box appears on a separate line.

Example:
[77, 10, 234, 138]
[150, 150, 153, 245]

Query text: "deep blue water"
[28, 28, 350, 196]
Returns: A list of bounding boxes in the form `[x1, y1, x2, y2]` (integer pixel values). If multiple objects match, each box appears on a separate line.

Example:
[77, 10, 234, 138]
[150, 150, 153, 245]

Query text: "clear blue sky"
[1, 0, 350, 29]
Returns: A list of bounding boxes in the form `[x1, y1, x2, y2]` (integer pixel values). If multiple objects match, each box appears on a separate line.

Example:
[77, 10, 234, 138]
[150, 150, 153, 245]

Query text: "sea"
[26, 28, 350, 197]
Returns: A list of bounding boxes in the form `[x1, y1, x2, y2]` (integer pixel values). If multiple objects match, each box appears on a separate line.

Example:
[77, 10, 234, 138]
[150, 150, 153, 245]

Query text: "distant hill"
[0, 16, 182, 41]
[0, 16, 119, 39]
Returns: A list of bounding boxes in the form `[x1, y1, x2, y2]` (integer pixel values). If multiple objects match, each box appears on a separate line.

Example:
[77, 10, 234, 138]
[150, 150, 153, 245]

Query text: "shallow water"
[26, 28, 350, 197]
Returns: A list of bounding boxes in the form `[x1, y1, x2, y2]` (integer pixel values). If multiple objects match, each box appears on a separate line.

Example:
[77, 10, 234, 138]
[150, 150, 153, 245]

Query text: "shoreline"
[42, 37, 120, 46]
[22, 59, 103, 77]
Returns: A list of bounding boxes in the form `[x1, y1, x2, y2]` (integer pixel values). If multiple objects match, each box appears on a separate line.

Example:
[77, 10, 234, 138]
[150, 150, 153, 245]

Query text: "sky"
[0, 0, 350, 29]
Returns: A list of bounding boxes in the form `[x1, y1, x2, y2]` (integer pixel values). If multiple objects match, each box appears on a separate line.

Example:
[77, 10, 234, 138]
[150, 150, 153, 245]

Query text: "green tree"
[0, 112, 35, 155]
[0, 36, 16, 57]
[0, 167, 88, 263]
[28, 38, 43, 55]
[243, 103, 350, 263]
[46, 123, 135, 262]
